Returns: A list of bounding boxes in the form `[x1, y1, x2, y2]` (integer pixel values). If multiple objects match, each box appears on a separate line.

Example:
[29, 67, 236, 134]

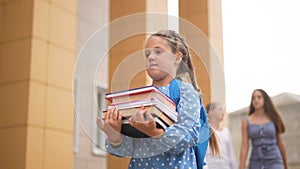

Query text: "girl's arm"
[226, 128, 238, 169]
[154, 82, 201, 154]
[277, 133, 289, 169]
[127, 82, 201, 157]
[239, 119, 249, 169]
[96, 107, 123, 144]
[102, 83, 201, 158]
[97, 107, 133, 157]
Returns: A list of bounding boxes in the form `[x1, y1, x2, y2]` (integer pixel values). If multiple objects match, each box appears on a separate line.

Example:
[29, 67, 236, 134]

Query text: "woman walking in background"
[203, 102, 238, 169]
[240, 89, 288, 169]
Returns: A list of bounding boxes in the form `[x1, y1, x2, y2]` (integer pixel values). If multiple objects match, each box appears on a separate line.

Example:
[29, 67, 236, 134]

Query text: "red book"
[109, 97, 178, 122]
[103, 85, 178, 138]
[105, 85, 176, 110]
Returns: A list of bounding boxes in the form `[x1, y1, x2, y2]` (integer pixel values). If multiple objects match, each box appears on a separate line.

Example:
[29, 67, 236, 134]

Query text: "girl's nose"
[148, 52, 156, 61]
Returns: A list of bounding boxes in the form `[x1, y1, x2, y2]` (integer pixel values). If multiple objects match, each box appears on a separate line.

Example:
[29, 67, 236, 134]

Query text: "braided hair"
[148, 30, 220, 156]
[148, 30, 200, 93]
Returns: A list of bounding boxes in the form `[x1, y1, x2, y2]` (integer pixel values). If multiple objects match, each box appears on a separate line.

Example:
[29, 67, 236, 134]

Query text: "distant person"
[240, 89, 288, 169]
[203, 102, 238, 169]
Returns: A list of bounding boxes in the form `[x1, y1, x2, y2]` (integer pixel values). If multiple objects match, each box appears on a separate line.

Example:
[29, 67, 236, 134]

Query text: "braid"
[149, 30, 220, 156]
[150, 30, 200, 92]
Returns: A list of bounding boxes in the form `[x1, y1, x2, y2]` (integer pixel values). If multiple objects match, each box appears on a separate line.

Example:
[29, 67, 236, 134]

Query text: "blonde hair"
[206, 103, 221, 156]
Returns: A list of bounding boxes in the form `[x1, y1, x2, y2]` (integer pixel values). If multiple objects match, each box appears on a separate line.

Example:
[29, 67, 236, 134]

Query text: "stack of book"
[103, 85, 178, 138]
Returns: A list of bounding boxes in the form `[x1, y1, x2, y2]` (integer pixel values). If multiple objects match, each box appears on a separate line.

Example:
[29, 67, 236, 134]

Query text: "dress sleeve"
[156, 82, 201, 154]
[105, 136, 133, 157]
[105, 82, 201, 157]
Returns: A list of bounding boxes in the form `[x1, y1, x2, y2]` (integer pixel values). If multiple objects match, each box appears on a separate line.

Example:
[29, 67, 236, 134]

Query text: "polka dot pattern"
[106, 82, 202, 168]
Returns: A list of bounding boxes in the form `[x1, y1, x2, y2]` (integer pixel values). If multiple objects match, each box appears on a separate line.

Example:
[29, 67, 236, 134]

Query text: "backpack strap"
[168, 79, 209, 169]
[169, 79, 181, 111]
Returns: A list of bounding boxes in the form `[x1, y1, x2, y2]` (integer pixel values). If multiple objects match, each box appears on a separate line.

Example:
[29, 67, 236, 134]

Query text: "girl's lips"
[149, 64, 159, 69]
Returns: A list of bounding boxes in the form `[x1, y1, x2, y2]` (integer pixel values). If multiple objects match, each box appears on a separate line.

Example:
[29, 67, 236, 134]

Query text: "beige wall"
[179, 0, 211, 105]
[179, 0, 224, 106]
[108, 0, 147, 168]
[0, 0, 77, 168]
[179, 0, 228, 126]
[74, 0, 109, 169]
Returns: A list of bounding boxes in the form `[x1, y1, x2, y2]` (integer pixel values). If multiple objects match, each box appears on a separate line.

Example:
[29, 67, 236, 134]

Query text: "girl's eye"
[144, 51, 150, 58]
[154, 48, 162, 55]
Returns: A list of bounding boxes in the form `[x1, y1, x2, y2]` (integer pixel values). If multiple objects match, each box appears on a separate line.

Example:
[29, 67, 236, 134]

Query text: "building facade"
[0, 0, 224, 169]
[0, 0, 77, 168]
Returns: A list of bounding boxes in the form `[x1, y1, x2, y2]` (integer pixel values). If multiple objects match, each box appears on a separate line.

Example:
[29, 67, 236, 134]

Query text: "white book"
[109, 97, 178, 122]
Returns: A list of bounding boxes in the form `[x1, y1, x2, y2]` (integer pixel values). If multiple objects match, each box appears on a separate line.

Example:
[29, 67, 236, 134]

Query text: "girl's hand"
[103, 107, 122, 132]
[129, 106, 165, 138]
[96, 107, 123, 144]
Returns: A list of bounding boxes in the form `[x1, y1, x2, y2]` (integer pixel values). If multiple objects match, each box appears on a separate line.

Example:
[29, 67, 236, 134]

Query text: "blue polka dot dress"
[105, 82, 202, 169]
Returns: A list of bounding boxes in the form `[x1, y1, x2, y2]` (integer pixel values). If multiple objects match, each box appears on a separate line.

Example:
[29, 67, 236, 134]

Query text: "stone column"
[179, 0, 226, 124]
[0, 0, 77, 168]
[108, 0, 147, 168]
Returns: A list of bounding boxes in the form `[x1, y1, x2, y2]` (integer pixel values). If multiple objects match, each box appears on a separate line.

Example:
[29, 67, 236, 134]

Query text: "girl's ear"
[175, 52, 183, 64]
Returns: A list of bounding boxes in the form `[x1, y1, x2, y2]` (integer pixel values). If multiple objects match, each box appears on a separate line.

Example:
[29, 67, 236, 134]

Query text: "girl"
[203, 102, 237, 169]
[240, 89, 288, 169]
[97, 30, 218, 168]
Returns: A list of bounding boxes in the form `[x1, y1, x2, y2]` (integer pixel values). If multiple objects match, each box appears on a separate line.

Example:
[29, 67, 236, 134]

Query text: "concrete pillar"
[108, 1, 147, 168]
[179, 0, 226, 125]
[0, 0, 77, 168]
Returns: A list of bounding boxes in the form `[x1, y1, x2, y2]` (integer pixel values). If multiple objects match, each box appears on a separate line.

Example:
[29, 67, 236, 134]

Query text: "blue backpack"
[169, 79, 210, 169]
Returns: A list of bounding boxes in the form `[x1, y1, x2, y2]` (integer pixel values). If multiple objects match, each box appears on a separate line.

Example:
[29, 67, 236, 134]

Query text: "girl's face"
[252, 90, 264, 110]
[209, 105, 224, 122]
[144, 36, 180, 83]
